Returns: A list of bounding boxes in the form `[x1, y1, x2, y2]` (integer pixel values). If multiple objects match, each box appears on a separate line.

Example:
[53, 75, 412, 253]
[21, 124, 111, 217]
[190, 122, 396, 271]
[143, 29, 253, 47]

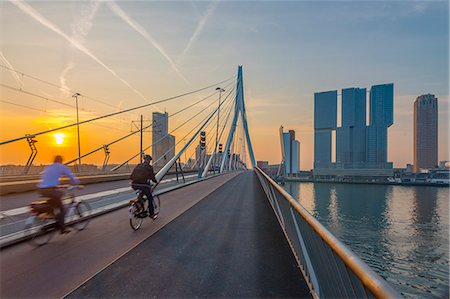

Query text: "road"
[0, 173, 198, 239]
[0, 172, 240, 298]
[70, 171, 310, 298]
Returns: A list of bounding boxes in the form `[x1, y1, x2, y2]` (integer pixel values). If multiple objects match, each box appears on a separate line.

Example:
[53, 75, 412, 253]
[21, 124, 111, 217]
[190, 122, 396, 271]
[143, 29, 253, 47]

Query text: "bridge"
[0, 66, 400, 298]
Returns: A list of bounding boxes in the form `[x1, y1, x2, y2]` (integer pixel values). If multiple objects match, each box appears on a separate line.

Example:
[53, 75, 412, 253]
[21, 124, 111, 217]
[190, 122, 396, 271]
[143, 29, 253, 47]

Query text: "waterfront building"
[152, 112, 175, 167]
[313, 83, 394, 179]
[413, 94, 438, 172]
[314, 91, 337, 169]
[366, 83, 394, 164]
[336, 88, 367, 164]
[282, 129, 300, 176]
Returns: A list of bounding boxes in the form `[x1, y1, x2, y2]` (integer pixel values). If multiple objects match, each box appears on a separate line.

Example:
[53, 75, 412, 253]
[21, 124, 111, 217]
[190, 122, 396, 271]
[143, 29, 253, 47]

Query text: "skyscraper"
[152, 112, 175, 167]
[366, 83, 393, 164]
[337, 88, 367, 164]
[313, 83, 394, 178]
[414, 94, 438, 172]
[282, 129, 300, 175]
[314, 90, 337, 169]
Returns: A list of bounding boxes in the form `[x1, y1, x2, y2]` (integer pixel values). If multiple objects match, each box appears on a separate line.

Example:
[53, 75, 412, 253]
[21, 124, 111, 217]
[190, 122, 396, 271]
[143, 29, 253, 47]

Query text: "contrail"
[60, 0, 101, 94]
[0, 51, 22, 86]
[10, 0, 149, 102]
[180, 1, 219, 63]
[107, 1, 190, 85]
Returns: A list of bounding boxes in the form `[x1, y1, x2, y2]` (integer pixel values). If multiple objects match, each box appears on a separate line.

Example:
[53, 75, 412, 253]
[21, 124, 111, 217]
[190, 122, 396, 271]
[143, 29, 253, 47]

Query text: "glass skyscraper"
[337, 88, 367, 164]
[314, 91, 337, 169]
[366, 83, 394, 164]
[314, 83, 394, 176]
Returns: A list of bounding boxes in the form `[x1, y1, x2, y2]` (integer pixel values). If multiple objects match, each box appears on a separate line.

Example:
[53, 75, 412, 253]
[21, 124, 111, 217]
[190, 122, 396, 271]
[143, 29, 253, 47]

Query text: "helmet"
[143, 154, 152, 161]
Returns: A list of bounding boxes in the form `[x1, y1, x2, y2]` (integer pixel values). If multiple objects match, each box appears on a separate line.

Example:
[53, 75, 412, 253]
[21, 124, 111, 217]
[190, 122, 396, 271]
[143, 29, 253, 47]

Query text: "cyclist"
[130, 154, 159, 219]
[37, 155, 80, 234]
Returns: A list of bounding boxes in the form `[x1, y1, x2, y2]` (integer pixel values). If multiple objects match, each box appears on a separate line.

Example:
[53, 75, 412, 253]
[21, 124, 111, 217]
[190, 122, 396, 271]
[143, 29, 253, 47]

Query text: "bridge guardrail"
[254, 167, 401, 299]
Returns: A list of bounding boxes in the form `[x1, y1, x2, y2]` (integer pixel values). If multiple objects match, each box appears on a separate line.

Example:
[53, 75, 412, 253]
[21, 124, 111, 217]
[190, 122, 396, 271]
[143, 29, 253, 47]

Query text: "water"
[283, 182, 449, 299]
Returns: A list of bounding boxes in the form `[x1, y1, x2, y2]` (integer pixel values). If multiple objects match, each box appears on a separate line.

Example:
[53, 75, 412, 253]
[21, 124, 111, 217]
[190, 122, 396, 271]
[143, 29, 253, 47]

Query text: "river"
[282, 182, 449, 298]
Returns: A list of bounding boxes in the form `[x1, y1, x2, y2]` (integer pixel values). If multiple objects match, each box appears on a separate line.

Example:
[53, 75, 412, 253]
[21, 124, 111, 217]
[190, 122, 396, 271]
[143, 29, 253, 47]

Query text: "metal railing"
[254, 167, 401, 299]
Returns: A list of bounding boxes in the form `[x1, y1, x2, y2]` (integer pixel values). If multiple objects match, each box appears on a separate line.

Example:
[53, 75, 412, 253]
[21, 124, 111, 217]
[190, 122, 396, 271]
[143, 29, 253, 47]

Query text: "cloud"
[10, 0, 149, 102]
[179, 1, 219, 64]
[60, 1, 101, 95]
[0, 51, 22, 86]
[107, 1, 190, 85]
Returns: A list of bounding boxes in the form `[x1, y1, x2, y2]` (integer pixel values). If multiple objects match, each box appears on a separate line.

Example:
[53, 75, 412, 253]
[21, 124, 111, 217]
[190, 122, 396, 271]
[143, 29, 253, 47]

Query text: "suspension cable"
[0, 75, 236, 146]
[112, 88, 235, 171]
[63, 88, 223, 165]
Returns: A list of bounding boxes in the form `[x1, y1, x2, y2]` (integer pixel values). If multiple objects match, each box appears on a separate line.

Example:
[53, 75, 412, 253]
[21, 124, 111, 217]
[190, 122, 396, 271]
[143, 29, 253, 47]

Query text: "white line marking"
[0, 175, 196, 219]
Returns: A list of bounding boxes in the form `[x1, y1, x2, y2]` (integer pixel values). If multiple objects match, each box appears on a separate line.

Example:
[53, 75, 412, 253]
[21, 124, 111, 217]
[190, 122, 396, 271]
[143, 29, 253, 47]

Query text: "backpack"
[130, 164, 149, 183]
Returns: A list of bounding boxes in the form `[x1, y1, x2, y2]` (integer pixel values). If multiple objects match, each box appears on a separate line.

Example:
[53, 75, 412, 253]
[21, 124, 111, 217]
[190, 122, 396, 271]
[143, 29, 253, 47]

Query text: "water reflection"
[283, 182, 449, 299]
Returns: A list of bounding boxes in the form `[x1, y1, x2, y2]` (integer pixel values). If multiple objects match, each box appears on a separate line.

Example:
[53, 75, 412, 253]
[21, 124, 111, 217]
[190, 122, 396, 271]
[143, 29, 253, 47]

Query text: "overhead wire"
[114, 87, 235, 171]
[0, 64, 124, 111]
[64, 88, 224, 165]
[152, 91, 234, 167]
[0, 75, 236, 146]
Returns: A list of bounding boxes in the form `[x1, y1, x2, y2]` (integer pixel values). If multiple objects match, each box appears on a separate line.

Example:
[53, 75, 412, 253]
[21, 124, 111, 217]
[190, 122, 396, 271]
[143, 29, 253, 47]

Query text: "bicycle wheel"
[129, 202, 143, 231]
[72, 202, 91, 231]
[24, 216, 55, 247]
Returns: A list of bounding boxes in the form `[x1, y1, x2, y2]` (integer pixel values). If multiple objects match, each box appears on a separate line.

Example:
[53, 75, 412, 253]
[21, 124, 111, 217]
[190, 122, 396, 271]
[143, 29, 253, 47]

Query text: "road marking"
[0, 174, 196, 219]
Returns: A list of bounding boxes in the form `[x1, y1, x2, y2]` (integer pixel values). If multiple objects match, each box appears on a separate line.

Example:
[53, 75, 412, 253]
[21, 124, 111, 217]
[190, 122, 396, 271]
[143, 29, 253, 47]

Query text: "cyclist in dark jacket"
[131, 154, 158, 219]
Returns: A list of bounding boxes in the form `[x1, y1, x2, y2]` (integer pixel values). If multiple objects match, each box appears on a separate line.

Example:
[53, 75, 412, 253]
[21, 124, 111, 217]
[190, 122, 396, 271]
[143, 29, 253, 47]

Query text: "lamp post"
[215, 87, 225, 172]
[72, 93, 81, 171]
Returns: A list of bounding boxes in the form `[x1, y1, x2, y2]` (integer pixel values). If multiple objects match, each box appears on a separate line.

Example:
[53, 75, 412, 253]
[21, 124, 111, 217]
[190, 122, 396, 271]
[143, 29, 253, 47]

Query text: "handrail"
[254, 167, 401, 298]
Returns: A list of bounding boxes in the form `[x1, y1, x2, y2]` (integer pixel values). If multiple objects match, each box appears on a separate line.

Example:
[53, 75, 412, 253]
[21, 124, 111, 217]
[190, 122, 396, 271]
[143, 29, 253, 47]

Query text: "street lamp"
[72, 92, 81, 171]
[215, 87, 225, 172]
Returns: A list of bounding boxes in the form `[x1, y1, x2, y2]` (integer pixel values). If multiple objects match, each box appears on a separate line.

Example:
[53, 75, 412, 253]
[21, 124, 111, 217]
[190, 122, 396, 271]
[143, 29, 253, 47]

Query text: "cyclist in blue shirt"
[37, 155, 79, 234]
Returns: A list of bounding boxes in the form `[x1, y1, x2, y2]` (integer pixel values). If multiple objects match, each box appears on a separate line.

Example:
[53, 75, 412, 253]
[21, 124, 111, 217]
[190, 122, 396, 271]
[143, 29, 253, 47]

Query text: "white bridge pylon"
[155, 65, 256, 183]
[219, 65, 256, 172]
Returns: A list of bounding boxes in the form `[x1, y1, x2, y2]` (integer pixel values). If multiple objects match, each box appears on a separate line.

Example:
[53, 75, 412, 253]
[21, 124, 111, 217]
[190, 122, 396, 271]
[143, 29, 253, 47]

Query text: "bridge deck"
[70, 171, 311, 298]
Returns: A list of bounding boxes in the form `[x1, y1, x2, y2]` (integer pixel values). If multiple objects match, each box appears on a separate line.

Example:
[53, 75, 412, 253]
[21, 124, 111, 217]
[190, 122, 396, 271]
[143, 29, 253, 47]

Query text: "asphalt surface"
[70, 171, 311, 298]
[0, 173, 198, 238]
[0, 172, 191, 211]
[0, 172, 240, 298]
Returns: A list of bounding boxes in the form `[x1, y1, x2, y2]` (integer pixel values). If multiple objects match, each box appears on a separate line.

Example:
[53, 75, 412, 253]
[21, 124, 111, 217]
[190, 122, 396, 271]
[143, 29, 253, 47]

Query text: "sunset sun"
[54, 133, 65, 145]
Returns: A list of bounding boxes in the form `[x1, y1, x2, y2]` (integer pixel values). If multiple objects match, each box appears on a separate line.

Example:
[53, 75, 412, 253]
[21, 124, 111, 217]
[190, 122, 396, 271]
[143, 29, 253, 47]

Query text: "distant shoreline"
[283, 177, 450, 188]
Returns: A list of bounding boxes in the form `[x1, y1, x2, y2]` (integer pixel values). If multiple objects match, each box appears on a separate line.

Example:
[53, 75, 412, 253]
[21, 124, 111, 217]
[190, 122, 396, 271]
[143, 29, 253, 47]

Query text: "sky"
[0, 0, 448, 169]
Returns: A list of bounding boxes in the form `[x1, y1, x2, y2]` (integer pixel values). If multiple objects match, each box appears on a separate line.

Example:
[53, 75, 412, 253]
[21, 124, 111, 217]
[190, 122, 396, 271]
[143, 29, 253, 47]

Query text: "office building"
[313, 83, 394, 178]
[366, 83, 394, 164]
[314, 91, 337, 169]
[282, 129, 300, 175]
[414, 94, 438, 172]
[152, 112, 175, 167]
[337, 88, 367, 164]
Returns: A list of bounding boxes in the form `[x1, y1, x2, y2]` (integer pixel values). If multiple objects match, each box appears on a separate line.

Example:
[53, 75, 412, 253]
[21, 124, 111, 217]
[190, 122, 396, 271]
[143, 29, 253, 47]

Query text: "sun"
[54, 133, 65, 145]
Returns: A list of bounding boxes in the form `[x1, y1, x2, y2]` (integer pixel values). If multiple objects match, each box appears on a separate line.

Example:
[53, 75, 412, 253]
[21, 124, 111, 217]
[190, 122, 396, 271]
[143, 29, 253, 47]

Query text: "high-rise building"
[313, 83, 394, 178]
[414, 94, 438, 172]
[152, 112, 175, 167]
[282, 129, 300, 175]
[314, 91, 337, 169]
[366, 83, 394, 164]
[337, 88, 367, 164]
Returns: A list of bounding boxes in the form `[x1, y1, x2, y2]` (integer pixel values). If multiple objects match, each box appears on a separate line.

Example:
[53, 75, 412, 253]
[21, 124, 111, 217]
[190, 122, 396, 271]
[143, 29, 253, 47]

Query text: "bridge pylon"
[220, 65, 256, 172]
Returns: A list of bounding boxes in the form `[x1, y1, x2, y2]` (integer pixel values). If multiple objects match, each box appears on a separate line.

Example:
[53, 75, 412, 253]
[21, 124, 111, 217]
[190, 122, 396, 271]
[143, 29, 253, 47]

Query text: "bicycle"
[129, 186, 160, 231]
[24, 185, 91, 246]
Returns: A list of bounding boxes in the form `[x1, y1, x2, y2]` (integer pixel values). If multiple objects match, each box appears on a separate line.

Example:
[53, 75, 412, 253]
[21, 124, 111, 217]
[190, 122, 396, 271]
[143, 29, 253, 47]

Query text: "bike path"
[0, 172, 240, 299]
[69, 171, 311, 298]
